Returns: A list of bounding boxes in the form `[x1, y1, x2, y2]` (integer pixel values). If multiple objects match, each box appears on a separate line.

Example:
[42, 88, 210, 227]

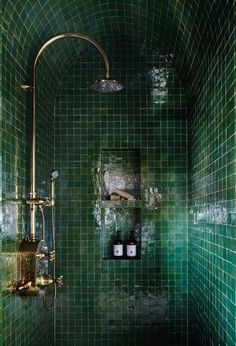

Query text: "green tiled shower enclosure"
[54, 44, 188, 345]
[1, 1, 235, 346]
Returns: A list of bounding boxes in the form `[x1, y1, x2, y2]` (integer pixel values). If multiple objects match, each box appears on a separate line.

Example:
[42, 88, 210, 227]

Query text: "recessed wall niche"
[101, 207, 141, 260]
[100, 149, 141, 259]
[101, 149, 141, 201]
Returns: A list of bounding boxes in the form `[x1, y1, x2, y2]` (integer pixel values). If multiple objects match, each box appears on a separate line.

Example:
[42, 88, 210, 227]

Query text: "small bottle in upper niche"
[113, 231, 124, 258]
[126, 231, 137, 258]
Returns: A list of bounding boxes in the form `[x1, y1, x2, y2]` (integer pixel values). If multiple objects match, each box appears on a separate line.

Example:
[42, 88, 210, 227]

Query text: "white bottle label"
[127, 245, 136, 257]
[113, 244, 123, 257]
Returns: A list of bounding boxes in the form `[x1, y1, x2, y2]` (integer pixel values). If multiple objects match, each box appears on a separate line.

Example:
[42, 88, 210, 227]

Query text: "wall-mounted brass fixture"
[15, 32, 122, 310]
[12, 170, 61, 310]
[11, 239, 62, 299]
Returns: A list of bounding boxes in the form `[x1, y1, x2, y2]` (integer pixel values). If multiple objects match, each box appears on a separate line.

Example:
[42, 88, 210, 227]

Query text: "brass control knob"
[55, 275, 63, 287]
[48, 250, 55, 261]
[35, 252, 46, 259]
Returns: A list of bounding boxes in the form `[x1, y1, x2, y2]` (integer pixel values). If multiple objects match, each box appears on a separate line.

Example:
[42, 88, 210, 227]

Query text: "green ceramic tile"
[2, 1, 235, 346]
[188, 3, 236, 344]
[54, 41, 188, 345]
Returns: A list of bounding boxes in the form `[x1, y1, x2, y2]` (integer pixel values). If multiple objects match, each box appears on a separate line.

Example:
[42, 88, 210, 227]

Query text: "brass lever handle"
[36, 274, 63, 288]
[35, 250, 55, 261]
[11, 278, 32, 293]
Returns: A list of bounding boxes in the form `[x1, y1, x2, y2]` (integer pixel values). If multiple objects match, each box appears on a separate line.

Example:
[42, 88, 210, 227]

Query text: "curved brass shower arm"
[32, 32, 110, 84]
[29, 32, 110, 240]
[31, 33, 110, 190]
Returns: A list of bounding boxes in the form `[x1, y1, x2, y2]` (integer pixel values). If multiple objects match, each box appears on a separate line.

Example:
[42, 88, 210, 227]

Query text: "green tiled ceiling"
[3, 0, 232, 94]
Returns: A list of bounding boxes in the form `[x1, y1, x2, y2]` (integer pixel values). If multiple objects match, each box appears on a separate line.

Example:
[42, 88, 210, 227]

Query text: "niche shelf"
[100, 149, 141, 260]
[101, 207, 141, 260]
[99, 200, 142, 208]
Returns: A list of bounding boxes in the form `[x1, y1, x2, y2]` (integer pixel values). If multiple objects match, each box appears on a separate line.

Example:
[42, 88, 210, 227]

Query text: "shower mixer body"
[11, 239, 63, 298]
[12, 171, 62, 306]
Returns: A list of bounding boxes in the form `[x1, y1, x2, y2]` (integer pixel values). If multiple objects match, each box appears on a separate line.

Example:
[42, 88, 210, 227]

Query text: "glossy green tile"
[188, 3, 236, 344]
[2, 1, 235, 346]
[54, 41, 188, 345]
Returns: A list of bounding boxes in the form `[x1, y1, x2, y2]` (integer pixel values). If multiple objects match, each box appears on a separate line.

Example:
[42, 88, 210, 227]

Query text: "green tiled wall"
[188, 5, 236, 346]
[54, 41, 188, 346]
[0, 12, 3, 345]
[2, 5, 56, 346]
[2, 1, 235, 345]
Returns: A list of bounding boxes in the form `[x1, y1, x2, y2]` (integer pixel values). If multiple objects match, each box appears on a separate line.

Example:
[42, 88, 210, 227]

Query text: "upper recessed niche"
[101, 149, 141, 201]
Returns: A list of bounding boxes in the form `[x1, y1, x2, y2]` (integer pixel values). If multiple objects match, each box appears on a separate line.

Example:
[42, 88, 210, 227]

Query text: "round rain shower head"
[92, 79, 123, 93]
[51, 170, 60, 179]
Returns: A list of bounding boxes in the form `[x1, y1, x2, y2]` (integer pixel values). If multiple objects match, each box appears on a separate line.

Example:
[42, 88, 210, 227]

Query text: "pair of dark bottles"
[113, 230, 137, 259]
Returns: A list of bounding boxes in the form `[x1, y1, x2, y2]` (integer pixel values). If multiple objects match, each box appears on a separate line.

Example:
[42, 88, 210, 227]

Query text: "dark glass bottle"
[113, 231, 124, 258]
[126, 230, 137, 258]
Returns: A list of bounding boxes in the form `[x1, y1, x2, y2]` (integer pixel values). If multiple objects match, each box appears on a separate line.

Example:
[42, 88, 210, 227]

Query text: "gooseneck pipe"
[29, 32, 110, 239]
